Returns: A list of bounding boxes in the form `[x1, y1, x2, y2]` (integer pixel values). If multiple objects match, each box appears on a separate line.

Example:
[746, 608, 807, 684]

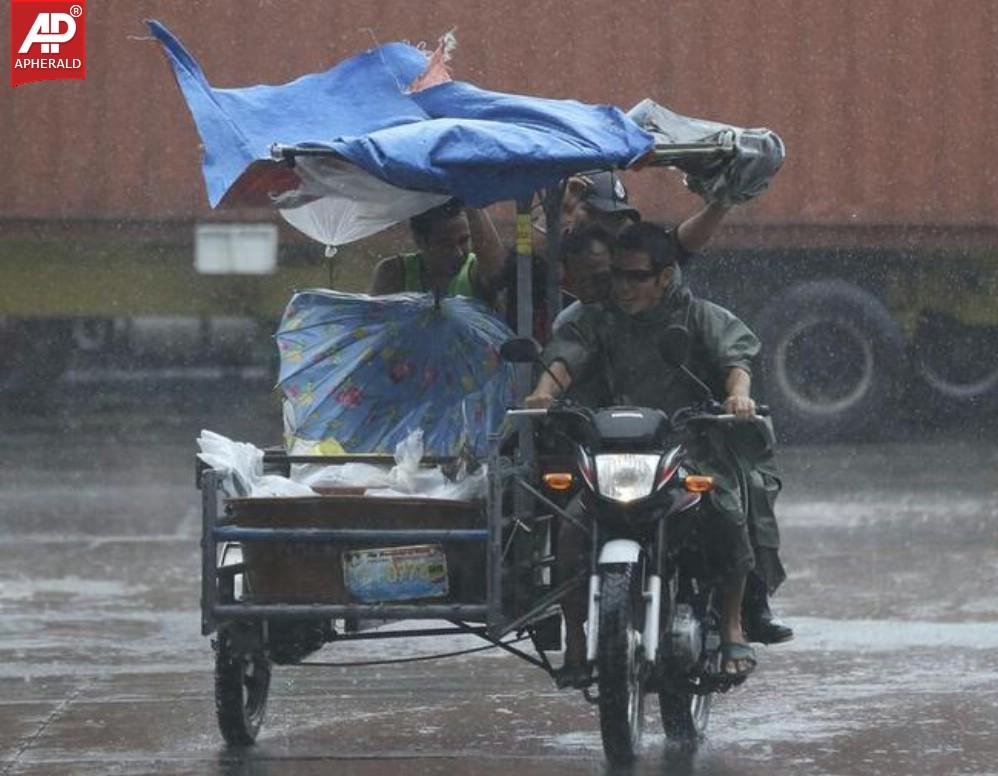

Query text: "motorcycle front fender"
[588, 541, 641, 663]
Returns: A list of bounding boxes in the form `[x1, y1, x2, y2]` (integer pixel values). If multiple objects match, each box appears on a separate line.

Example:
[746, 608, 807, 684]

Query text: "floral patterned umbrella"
[276, 290, 517, 457]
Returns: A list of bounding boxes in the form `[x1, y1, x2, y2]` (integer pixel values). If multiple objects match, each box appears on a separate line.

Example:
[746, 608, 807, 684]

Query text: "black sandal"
[719, 642, 757, 679]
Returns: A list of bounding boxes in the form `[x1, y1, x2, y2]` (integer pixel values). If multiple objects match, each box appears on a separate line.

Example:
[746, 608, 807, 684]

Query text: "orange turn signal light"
[683, 475, 714, 493]
[543, 472, 574, 491]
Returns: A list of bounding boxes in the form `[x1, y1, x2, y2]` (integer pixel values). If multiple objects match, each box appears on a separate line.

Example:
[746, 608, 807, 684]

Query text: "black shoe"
[744, 608, 794, 644]
[553, 662, 591, 689]
[743, 590, 794, 644]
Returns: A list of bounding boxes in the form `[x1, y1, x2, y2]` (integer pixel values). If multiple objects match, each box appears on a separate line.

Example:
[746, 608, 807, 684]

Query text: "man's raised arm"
[676, 201, 732, 253]
[466, 208, 507, 295]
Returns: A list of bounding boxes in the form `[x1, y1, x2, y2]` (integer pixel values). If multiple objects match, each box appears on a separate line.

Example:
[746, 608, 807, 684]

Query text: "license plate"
[342, 544, 449, 603]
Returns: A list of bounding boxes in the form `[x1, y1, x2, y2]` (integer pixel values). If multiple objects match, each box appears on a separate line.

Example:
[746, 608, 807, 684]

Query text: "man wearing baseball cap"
[551, 170, 730, 330]
[562, 169, 732, 254]
[568, 170, 641, 230]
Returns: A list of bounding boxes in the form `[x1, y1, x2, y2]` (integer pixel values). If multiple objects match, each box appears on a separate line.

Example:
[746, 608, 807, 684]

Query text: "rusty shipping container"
[3, 0, 997, 241]
[2, 0, 997, 435]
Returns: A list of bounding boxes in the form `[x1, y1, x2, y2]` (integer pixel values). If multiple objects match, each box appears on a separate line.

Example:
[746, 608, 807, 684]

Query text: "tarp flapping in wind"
[149, 20, 654, 245]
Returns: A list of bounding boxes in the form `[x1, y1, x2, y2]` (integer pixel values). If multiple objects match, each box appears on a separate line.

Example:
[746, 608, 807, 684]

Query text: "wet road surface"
[2, 380, 997, 775]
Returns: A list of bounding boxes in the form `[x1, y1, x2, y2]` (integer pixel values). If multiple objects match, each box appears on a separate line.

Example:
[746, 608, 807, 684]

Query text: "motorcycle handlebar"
[505, 404, 769, 421]
[506, 408, 551, 418]
[688, 404, 770, 422]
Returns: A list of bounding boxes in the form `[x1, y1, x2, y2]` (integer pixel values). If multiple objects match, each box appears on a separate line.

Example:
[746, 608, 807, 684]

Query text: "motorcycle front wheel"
[597, 563, 645, 764]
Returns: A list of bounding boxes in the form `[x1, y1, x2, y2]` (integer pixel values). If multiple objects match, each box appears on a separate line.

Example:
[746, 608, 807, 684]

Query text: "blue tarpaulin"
[148, 20, 654, 211]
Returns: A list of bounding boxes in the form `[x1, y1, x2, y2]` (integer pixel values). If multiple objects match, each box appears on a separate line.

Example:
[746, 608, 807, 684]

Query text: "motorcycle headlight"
[594, 454, 662, 503]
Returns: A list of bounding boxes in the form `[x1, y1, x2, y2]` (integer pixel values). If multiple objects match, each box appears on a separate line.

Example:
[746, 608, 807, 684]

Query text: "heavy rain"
[3, 2, 998, 774]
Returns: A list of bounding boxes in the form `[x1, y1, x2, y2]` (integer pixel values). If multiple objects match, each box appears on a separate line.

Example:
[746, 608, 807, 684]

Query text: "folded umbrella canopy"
[627, 99, 785, 206]
[277, 290, 517, 457]
[148, 20, 655, 246]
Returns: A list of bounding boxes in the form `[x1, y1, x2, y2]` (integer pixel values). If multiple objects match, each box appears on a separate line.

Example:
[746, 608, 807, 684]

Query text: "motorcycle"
[502, 336, 766, 763]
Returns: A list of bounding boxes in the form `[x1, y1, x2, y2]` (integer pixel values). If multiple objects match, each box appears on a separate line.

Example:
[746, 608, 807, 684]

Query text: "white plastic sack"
[365, 466, 487, 501]
[366, 429, 487, 500]
[292, 461, 392, 490]
[385, 429, 447, 494]
[197, 430, 315, 498]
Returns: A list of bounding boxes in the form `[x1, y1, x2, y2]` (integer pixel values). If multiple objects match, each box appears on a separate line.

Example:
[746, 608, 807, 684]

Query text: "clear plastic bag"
[386, 429, 447, 494]
[363, 429, 487, 500]
[197, 430, 315, 498]
[292, 461, 392, 490]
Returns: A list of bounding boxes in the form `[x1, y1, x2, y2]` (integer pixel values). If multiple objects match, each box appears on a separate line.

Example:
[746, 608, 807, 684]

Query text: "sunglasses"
[610, 266, 659, 283]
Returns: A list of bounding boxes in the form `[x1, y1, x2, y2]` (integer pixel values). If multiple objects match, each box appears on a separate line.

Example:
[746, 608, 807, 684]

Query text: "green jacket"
[543, 280, 760, 411]
[542, 280, 764, 530]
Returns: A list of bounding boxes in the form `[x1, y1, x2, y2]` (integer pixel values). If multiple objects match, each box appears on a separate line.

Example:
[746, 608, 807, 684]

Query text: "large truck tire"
[911, 312, 998, 411]
[0, 319, 73, 397]
[754, 281, 905, 442]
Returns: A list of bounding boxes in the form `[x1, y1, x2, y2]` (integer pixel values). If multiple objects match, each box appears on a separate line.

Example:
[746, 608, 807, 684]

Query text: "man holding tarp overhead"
[546, 122, 793, 649]
[549, 170, 726, 329]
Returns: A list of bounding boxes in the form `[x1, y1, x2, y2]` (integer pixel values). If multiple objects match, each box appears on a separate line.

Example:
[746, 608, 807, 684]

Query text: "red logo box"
[10, 0, 86, 88]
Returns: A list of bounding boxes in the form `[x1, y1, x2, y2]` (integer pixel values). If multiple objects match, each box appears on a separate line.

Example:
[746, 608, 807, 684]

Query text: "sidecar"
[198, 442, 579, 745]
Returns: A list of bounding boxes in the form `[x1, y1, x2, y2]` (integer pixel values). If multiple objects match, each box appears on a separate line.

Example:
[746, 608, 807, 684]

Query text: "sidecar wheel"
[215, 633, 271, 746]
[660, 686, 711, 746]
[597, 563, 645, 764]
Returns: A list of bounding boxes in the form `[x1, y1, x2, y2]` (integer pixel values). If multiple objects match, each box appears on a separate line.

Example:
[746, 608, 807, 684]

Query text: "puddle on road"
[0, 577, 146, 601]
[783, 616, 998, 651]
[780, 495, 998, 529]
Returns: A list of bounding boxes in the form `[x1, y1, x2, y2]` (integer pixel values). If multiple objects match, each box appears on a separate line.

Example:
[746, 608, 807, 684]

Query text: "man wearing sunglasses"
[526, 221, 781, 683]
[555, 226, 614, 325]
[551, 170, 728, 332]
[555, 183, 793, 648]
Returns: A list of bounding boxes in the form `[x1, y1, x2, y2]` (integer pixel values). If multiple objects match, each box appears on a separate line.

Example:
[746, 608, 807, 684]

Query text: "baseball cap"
[579, 171, 640, 220]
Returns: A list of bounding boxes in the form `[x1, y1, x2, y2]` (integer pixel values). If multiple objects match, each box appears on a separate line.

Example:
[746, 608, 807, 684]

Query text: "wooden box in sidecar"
[223, 492, 486, 605]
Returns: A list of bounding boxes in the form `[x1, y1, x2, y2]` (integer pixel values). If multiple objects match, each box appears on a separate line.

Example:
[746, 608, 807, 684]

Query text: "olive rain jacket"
[541, 275, 767, 582]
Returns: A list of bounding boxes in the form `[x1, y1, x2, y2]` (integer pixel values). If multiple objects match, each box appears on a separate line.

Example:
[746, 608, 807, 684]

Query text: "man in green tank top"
[370, 199, 505, 302]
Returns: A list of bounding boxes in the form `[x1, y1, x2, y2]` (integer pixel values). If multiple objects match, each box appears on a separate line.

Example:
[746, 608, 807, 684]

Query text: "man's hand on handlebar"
[723, 394, 756, 420]
[525, 391, 557, 409]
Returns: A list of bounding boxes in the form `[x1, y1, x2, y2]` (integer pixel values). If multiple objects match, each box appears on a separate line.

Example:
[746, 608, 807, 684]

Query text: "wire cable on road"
[294, 635, 528, 668]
